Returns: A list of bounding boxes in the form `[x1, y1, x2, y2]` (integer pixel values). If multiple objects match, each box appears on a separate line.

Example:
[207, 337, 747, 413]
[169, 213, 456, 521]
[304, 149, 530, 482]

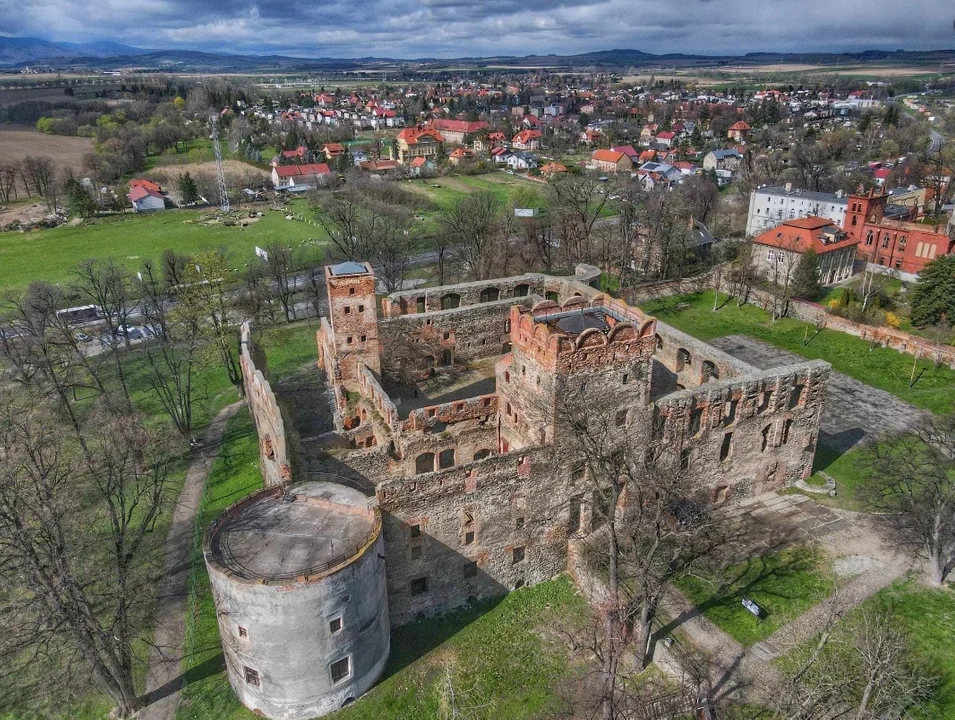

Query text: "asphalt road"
[928, 129, 945, 153]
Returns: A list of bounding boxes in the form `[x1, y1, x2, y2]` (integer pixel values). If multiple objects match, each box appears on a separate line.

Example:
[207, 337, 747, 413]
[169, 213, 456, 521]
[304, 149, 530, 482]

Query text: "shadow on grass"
[654, 548, 824, 645]
[376, 594, 507, 684]
[140, 652, 225, 708]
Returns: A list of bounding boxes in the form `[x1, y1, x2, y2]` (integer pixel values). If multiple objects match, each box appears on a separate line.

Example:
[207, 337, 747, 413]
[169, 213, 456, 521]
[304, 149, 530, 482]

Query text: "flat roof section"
[329, 261, 369, 276]
[209, 482, 377, 582]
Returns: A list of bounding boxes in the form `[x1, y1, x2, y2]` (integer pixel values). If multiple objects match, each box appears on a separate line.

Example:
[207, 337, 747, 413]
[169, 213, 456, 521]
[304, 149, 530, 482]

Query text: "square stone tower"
[324, 261, 381, 387]
[496, 296, 657, 452]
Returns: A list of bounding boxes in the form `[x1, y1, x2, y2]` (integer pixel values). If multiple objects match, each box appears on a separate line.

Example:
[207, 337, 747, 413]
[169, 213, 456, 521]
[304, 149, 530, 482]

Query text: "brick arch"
[531, 299, 560, 312]
[562, 295, 589, 311]
[533, 324, 549, 343]
[638, 319, 655, 337]
[607, 322, 637, 343]
[520, 314, 534, 333]
[576, 327, 608, 349]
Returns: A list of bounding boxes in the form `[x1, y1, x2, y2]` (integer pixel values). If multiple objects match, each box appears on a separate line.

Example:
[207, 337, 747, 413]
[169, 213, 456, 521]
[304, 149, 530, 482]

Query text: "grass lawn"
[776, 578, 955, 720]
[781, 442, 872, 511]
[176, 409, 593, 720]
[0, 204, 326, 292]
[860, 579, 955, 720]
[641, 291, 955, 415]
[675, 546, 835, 646]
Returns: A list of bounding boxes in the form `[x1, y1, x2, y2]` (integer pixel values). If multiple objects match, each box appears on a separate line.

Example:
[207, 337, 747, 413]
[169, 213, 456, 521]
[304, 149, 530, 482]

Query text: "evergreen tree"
[178, 172, 200, 206]
[911, 255, 955, 326]
[65, 178, 95, 218]
[792, 249, 821, 300]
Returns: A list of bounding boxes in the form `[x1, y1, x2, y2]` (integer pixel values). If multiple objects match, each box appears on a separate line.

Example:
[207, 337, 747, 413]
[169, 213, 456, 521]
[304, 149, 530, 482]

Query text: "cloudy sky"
[1, 0, 952, 58]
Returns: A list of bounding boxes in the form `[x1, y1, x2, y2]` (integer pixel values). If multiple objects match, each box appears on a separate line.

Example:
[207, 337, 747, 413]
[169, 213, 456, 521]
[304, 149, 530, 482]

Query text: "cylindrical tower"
[204, 480, 389, 720]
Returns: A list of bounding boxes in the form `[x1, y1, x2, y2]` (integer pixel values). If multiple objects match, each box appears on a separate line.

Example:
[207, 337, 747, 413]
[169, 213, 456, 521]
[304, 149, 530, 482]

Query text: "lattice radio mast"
[209, 114, 230, 213]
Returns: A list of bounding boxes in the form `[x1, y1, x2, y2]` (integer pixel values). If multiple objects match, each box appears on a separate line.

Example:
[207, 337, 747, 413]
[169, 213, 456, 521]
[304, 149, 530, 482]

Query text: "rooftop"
[756, 185, 849, 204]
[208, 481, 377, 582]
[330, 261, 370, 276]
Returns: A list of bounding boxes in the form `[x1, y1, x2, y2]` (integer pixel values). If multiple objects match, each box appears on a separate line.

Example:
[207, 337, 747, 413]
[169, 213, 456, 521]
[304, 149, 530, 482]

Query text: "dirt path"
[657, 498, 916, 706]
[139, 402, 243, 720]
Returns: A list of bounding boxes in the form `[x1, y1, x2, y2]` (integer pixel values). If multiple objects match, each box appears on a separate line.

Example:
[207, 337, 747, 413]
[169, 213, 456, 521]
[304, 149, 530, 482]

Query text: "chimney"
[785, 182, 792, 192]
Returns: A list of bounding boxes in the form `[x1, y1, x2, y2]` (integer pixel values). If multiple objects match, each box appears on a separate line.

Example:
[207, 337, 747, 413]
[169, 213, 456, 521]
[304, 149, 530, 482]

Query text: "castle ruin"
[204, 262, 830, 719]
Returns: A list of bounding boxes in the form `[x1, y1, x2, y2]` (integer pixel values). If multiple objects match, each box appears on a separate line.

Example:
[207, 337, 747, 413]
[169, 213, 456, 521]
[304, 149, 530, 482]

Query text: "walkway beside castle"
[657, 492, 914, 706]
[139, 402, 243, 720]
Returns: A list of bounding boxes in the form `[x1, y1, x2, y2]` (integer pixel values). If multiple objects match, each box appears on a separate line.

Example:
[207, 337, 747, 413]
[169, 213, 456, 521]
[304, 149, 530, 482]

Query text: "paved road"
[709, 335, 929, 453]
[928, 129, 945, 154]
[139, 402, 243, 720]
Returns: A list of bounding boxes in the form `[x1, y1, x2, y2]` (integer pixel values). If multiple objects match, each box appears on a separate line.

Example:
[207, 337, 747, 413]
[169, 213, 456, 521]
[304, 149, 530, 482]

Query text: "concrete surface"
[710, 335, 929, 453]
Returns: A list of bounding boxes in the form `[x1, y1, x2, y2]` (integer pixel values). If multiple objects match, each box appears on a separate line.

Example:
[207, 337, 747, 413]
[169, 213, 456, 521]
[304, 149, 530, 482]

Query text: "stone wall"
[654, 359, 830, 495]
[653, 321, 759, 392]
[240, 322, 291, 487]
[373, 445, 576, 627]
[379, 296, 532, 371]
[381, 263, 602, 318]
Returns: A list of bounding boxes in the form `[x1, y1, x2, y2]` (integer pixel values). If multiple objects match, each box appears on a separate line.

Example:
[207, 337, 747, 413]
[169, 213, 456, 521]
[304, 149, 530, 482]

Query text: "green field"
[675, 546, 835, 647]
[0, 204, 325, 291]
[641, 292, 955, 415]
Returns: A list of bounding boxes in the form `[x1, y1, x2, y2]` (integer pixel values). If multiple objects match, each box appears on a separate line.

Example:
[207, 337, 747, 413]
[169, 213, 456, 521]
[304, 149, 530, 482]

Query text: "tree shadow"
[140, 652, 225, 707]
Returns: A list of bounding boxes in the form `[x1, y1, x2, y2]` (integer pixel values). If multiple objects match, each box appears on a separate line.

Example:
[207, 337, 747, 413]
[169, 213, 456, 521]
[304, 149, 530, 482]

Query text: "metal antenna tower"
[209, 115, 230, 213]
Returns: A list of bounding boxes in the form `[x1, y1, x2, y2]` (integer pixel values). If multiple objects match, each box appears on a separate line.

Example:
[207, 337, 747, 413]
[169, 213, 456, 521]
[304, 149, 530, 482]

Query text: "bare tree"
[863, 415, 955, 585]
[771, 606, 935, 720]
[20, 155, 57, 198]
[137, 262, 206, 437]
[0, 391, 175, 718]
[0, 164, 18, 204]
[72, 259, 135, 408]
[439, 190, 512, 280]
[264, 243, 298, 322]
[549, 174, 608, 267]
[552, 388, 727, 720]
[857, 268, 896, 314]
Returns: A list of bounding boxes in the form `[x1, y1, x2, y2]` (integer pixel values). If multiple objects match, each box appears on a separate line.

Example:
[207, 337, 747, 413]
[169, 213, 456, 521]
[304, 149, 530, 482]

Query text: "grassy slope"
[641, 291, 955, 415]
[177, 407, 592, 720]
[0, 204, 324, 291]
[675, 546, 835, 646]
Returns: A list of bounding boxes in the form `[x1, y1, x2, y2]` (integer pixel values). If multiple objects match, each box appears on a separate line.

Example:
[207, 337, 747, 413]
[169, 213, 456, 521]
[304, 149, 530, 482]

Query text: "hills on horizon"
[2, 36, 954, 72]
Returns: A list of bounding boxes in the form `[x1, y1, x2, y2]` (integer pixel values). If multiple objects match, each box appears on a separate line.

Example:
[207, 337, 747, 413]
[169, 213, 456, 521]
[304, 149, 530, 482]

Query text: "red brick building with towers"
[843, 189, 954, 276]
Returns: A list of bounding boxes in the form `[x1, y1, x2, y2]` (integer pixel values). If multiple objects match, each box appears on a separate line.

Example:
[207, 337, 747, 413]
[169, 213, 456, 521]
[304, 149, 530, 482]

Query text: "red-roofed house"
[638, 149, 657, 163]
[282, 146, 308, 161]
[430, 118, 488, 145]
[540, 162, 568, 175]
[728, 121, 752, 142]
[611, 145, 639, 162]
[130, 178, 162, 193]
[587, 149, 633, 174]
[752, 216, 858, 285]
[128, 185, 166, 213]
[655, 131, 676, 148]
[873, 167, 891, 187]
[394, 127, 445, 164]
[448, 147, 476, 166]
[512, 129, 542, 151]
[271, 163, 332, 189]
[321, 143, 346, 160]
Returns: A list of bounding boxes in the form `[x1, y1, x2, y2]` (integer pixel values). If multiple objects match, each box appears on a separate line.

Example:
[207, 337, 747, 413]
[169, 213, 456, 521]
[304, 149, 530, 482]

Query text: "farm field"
[0, 124, 93, 173]
[0, 203, 325, 291]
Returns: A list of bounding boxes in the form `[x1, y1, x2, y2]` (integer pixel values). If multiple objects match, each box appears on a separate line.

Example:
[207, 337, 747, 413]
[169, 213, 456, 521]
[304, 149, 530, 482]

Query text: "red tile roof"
[729, 121, 752, 131]
[397, 127, 445, 145]
[130, 178, 161, 193]
[753, 216, 859, 255]
[430, 119, 488, 134]
[274, 163, 331, 178]
[512, 129, 542, 144]
[591, 149, 626, 163]
[128, 186, 164, 202]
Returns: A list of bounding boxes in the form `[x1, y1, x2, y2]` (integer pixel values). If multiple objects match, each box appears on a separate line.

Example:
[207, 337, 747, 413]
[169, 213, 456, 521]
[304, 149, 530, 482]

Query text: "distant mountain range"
[1, 36, 953, 72]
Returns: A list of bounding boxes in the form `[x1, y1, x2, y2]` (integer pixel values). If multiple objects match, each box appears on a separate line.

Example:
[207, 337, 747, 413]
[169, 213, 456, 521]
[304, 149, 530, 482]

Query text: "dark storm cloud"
[0, 0, 951, 58]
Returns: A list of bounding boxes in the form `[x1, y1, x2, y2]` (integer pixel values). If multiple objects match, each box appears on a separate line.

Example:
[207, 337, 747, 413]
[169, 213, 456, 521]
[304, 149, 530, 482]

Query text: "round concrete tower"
[204, 480, 389, 720]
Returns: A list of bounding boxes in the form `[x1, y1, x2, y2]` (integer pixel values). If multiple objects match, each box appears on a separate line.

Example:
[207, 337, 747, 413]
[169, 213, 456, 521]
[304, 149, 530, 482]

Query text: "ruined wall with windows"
[378, 298, 531, 378]
[240, 322, 292, 487]
[654, 360, 829, 501]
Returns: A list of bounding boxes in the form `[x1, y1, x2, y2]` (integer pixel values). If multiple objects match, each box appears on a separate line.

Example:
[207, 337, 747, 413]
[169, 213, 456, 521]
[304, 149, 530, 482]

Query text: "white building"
[746, 183, 848, 237]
